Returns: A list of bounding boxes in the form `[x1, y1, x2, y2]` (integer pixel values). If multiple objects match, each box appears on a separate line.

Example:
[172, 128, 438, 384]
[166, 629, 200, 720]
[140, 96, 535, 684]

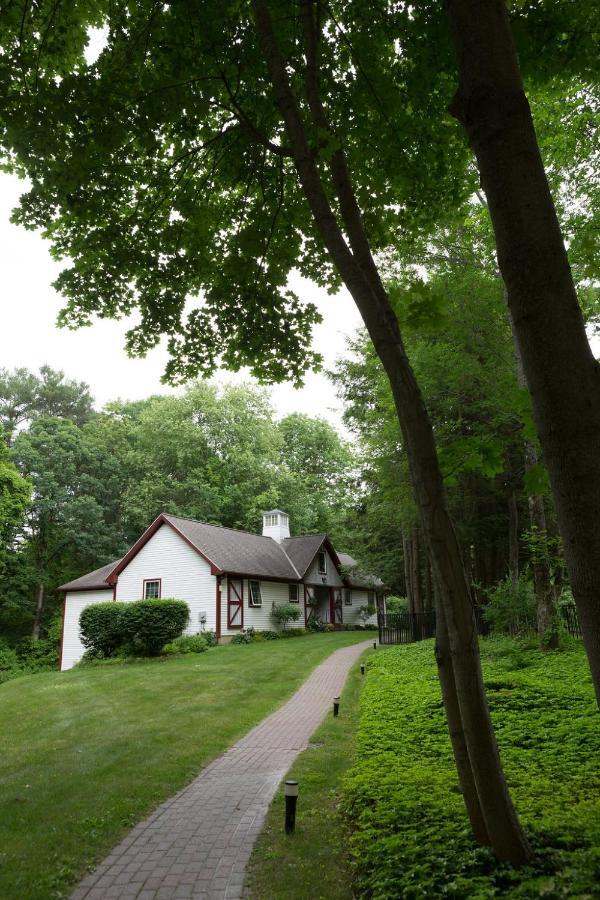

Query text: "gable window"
[144, 579, 161, 599]
[317, 551, 327, 574]
[344, 589, 352, 606]
[288, 583, 299, 603]
[249, 580, 262, 607]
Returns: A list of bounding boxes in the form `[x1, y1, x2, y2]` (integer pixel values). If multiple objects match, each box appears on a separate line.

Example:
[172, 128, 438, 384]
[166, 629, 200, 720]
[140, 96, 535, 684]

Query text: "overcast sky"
[0, 172, 364, 429]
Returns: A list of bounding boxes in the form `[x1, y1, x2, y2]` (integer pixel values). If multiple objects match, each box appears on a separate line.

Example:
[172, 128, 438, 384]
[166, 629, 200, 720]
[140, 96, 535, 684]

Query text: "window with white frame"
[288, 583, 299, 603]
[249, 580, 262, 607]
[264, 513, 278, 526]
[344, 589, 352, 606]
[317, 550, 327, 574]
[144, 579, 161, 599]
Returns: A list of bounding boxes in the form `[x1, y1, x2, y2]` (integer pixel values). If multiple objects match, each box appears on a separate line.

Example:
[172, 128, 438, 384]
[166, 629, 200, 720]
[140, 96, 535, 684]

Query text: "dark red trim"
[227, 577, 244, 629]
[106, 515, 222, 583]
[143, 577, 162, 599]
[216, 576, 222, 639]
[58, 593, 66, 671]
[112, 583, 117, 602]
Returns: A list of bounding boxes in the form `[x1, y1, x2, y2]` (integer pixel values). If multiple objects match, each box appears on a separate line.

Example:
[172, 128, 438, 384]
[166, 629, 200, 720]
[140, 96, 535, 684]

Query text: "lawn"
[0, 632, 368, 900]
[247, 638, 600, 899]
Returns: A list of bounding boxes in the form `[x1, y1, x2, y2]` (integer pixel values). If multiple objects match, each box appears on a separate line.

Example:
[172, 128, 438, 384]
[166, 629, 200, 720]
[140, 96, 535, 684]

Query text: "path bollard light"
[333, 696, 340, 717]
[360, 663, 365, 676]
[373, 640, 377, 650]
[284, 780, 299, 834]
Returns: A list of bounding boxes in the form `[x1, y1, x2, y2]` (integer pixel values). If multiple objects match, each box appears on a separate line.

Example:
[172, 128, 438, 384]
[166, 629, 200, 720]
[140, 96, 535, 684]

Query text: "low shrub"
[162, 634, 210, 655]
[121, 599, 189, 656]
[279, 627, 307, 638]
[231, 627, 256, 644]
[271, 603, 302, 629]
[306, 618, 324, 632]
[323, 623, 335, 633]
[15, 637, 59, 670]
[482, 575, 536, 634]
[202, 631, 218, 647]
[262, 630, 281, 640]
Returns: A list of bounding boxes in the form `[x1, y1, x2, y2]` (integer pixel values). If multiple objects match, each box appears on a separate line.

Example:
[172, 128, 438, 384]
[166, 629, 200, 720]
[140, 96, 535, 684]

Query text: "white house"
[59, 510, 385, 670]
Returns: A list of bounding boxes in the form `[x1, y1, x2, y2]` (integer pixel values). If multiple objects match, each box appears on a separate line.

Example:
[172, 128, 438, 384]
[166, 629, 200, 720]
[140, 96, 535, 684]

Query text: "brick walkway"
[72, 639, 371, 900]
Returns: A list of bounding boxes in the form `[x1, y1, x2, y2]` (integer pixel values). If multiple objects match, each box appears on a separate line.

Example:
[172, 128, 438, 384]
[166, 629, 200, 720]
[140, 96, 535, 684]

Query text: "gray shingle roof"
[281, 534, 327, 577]
[58, 560, 119, 591]
[60, 514, 384, 592]
[165, 515, 300, 579]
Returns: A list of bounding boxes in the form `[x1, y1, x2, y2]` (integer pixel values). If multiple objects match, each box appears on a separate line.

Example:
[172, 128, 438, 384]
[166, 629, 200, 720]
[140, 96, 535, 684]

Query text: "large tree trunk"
[510, 314, 560, 650]
[435, 599, 490, 846]
[402, 528, 415, 613]
[507, 489, 519, 592]
[411, 527, 423, 615]
[253, 0, 530, 864]
[447, 0, 600, 703]
[32, 582, 45, 641]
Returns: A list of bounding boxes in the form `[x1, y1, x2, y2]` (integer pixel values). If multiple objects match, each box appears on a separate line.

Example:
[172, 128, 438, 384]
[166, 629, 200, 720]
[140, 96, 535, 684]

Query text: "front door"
[228, 578, 243, 629]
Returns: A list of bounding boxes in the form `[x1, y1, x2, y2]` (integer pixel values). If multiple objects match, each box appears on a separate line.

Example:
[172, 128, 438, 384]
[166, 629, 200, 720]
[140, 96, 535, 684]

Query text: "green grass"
[245, 651, 372, 900]
[0, 632, 367, 900]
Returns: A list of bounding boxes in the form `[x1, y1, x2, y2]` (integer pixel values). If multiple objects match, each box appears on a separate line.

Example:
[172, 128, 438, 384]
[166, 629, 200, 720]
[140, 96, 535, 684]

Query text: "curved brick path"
[72, 639, 372, 900]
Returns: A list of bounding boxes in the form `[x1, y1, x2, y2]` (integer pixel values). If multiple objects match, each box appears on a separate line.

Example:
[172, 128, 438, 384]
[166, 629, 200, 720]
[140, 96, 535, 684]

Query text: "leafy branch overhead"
[3, 2, 595, 385]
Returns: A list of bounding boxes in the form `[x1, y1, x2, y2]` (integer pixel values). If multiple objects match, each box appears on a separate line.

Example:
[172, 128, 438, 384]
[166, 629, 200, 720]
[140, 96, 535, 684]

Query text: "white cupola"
[262, 509, 290, 542]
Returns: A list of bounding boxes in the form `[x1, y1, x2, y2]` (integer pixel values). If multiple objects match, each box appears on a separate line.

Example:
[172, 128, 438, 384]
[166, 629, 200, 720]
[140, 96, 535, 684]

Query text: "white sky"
[0, 172, 364, 430]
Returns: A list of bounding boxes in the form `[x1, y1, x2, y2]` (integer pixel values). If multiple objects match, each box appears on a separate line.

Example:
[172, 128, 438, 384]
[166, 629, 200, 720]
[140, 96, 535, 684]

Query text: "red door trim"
[227, 577, 244, 629]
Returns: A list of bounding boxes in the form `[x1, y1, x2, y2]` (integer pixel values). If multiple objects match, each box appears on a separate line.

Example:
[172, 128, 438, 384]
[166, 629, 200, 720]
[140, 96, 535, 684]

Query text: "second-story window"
[318, 551, 327, 574]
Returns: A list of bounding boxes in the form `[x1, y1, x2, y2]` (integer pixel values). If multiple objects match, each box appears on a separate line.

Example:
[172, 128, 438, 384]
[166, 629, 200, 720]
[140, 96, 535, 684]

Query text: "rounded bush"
[80, 602, 129, 657]
[120, 599, 189, 656]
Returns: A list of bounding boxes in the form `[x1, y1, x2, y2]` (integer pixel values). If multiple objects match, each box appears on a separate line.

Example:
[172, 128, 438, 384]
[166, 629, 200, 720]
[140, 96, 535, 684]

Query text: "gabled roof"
[60, 513, 382, 592]
[106, 513, 301, 583]
[163, 514, 300, 579]
[58, 560, 119, 592]
[281, 534, 327, 576]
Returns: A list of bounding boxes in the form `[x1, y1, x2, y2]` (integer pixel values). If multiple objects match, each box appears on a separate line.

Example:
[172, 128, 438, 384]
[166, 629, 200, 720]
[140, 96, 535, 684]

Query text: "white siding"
[340, 588, 378, 625]
[60, 589, 113, 670]
[221, 578, 306, 635]
[115, 523, 217, 635]
[304, 546, 343, 587]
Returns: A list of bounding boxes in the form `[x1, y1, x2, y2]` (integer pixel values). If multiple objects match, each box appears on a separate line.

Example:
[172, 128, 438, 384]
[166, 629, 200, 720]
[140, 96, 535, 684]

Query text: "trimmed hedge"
[79, 599, 189, 657]
[120, 599, 189, 655]
[80, 603, 129, 657]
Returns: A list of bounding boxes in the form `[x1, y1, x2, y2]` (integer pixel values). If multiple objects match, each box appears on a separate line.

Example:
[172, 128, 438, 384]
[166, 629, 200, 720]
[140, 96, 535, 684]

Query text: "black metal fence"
[378, 604, 581, 645]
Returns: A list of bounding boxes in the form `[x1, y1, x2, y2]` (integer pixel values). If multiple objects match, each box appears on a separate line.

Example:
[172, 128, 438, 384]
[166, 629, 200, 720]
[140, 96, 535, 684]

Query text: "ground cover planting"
[345, 638, 600, 898]
[0, 632, 367, 900]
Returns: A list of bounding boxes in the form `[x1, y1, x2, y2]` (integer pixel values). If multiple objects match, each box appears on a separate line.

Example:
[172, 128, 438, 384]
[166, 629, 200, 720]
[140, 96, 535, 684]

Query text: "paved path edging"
[72, 639, 371, 900]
